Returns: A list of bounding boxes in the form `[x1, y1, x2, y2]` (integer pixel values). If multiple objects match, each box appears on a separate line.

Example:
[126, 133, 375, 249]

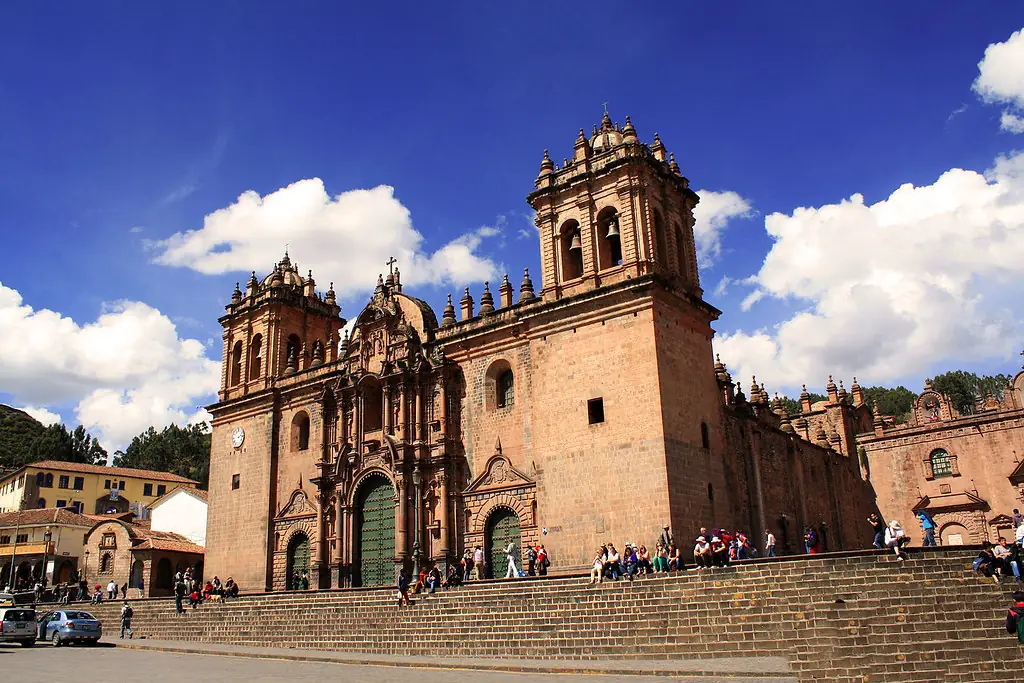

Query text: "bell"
[569, 231, 582, 251]
[605, 217, 620, 239]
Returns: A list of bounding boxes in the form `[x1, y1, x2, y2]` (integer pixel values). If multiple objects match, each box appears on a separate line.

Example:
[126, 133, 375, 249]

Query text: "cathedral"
[206, 113, 877, 592]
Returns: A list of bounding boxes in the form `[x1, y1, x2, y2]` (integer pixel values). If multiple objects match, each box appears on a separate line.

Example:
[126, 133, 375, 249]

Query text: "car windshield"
[2, 609, 34, 621]
[64, 611, 96, 620]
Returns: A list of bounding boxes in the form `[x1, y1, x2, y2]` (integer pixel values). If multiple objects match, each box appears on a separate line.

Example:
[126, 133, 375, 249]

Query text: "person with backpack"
[916, 510, 937, 547]
[119, 601, 134, 639]
[1005, 591, 1024, 644]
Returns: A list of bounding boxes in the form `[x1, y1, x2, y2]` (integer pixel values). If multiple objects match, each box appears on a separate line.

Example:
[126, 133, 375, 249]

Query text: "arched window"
[362, 380, 383, 432]
[44, 473, 53, 488]
[929, 449, 954, 478]
[35, 473, 44, 487]
[230, 340, 243, 386]
[248, 334, 262, 381]
[559, 220, 583, 281]
[675, 223, 688, 279]
[596, 208, 622, 270]
[291, 411, 310, 451]
[701, 422, 710, 450]
[497, 370, 514, 408]
[653, 210, 668, 267]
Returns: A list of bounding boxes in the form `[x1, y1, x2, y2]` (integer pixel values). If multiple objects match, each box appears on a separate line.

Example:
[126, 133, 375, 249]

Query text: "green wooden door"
[487, 509, 521, 578]
[356, 477, 395, 587]
[287, 534, 310, 590]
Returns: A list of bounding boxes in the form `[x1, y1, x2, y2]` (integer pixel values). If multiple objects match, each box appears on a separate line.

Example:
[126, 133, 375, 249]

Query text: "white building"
[149, 487, 207, 547]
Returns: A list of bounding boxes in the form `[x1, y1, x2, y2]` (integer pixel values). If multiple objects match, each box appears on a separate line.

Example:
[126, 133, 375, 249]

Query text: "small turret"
[247, 271, 258, 297]
[621, 115, 637, 143]
[325, 282, 336, 306]
[573, 128, 590, 162]
[310, 341, 324, 368]
[340, 329, 350, 356]
[499, 274, 513, 308]
[231, 282, 242, 304]
[799, 384, 812, 413]
[519, 268, 536, 302]
[538, 149, 554, 180]
[749, 376, 761, 404]
[851, 377, 864, 407]
[837, 380, 848, 404]
[669, 152, 680, 175]
[460, 287, 474, 321]
[872, 403, 885, 436]
[826, 375, 838, 403]
[442, 294, 456, 327]
[650, 133, 666, 162]
[479, 282, 495, 315]
[284, 347, 298, 375]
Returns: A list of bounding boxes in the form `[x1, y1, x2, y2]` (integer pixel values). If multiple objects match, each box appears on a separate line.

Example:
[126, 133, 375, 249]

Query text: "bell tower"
[218, 250, 345, 402]
[527, 111, 700, 302]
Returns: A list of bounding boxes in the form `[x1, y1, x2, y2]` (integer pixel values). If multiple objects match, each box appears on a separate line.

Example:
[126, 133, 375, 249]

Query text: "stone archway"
[940, 522, 970, 545]
[485, 508, 522, 579]
[155, 557, 173, 590]
[286, 532, 311, 590]
[353, 475, 395, 587]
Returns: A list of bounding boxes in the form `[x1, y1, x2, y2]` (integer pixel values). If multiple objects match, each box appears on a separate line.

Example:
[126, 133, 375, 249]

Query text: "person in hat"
[658, 524, 673, 550]
[884, 520, 908, 561]
[1005, 591, 1024, 643]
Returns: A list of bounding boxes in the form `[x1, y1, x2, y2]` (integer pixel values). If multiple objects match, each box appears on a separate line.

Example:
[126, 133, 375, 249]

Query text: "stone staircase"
[85, 549, 1024, 682]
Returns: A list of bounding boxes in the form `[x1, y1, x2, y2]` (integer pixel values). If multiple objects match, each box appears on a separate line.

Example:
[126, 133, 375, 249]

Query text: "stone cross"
[386, 256, 397, 274]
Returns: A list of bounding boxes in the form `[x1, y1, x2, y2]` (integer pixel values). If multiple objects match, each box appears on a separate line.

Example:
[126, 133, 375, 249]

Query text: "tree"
[113, 423, 211, 489]
[932, 370, 1013, 416]
[0, 405, 46, 469]
[781, 392, 828, 416]
[26, 423, 107, 465]
[860, 385, 917, 424]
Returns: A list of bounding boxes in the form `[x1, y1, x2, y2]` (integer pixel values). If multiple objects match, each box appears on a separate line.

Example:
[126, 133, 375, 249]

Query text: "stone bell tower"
[528, 111, 700, 302]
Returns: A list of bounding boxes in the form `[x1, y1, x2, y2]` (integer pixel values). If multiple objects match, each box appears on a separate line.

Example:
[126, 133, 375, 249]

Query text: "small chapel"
[205, 113, 877, 591]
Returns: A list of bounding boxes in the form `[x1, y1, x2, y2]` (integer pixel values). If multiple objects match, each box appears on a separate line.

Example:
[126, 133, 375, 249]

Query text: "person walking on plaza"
[119, 600, 134, 639]
[505, 539, 520, 578]
[473, 545, 485, 580]
[765, 528, 777, 557]
[917, 510, 937, 547]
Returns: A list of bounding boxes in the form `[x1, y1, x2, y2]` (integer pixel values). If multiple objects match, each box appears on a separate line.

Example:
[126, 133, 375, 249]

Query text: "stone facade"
[206, 112, 879, 591]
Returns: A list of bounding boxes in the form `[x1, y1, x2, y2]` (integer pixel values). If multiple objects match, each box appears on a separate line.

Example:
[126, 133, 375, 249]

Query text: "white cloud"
[693, 189, 753, 268]
[20, 406, 62, 426]
[973, 27, 1024, 133]
[151, 179, 500, 297]
[0, 282, 219, 449]
[717, 150, 1024, 392]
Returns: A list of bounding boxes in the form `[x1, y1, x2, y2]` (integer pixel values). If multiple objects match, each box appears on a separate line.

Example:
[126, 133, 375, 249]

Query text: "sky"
[2, 2, 1024, 451]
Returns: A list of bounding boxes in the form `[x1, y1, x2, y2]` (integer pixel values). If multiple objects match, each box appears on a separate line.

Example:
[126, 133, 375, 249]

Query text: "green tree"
[860, 385, 917, 423]
[0, 405, 46, 469]
[932, 370, 1013, 415]
[781, 392, 828, 415]
[26, 423, 107, 465]
[113, 423, 211, 489]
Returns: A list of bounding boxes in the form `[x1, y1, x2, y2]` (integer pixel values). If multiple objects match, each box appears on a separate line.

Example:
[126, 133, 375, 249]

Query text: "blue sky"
[2, 2, 1024, 449]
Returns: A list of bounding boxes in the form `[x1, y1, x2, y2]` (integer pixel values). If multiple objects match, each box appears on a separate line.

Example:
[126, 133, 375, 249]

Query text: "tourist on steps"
[693, 536, 711, 569]
[537, 545, 549, 576]
[884, 520, 909, 561]
[119, 601, 134, 640]
[868, 513, 885, 549]
[473, 546, 485, 580]
[765, 528, 777, 557]
[526, 545, 538, 576]
[588, 548, 604, 584]
[667, 544, 681, 570]
[396, 568, 410, 608]
[659, 524, 673, 550]
[653, 542, 668, 572]
[1004, 591, 1024, 643]
[916, 510, 937, 547]
[504, 540, 520, 578]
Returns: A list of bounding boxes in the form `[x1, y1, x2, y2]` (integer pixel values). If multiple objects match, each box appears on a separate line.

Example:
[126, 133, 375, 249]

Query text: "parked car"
[0, 607, 37, 647]
[36, 610, 102, 646]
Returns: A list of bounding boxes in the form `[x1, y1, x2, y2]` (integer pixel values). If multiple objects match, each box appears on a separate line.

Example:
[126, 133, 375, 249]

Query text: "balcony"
[0, 541, 54, 557]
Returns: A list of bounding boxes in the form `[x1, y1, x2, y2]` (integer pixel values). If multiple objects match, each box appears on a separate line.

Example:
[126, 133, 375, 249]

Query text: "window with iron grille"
[930, 449, 953, 478]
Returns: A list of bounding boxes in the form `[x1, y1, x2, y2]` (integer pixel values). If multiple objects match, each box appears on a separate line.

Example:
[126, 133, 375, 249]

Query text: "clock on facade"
[231, 427, 245, 448]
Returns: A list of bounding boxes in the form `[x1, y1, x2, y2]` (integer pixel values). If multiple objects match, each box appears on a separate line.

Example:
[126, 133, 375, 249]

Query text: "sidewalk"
[107, 638, 796, 679]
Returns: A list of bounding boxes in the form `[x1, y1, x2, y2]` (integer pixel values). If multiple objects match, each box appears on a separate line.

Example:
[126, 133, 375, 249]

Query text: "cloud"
[20, 406, 62, 426]
[151, 179, 500, 298]
[716, 150, 1024, 391]
[973, 27, 1024, 133]
[129, 226, 145, 234]
[0, 282, 219, 449]
[693, 189, 754, 268]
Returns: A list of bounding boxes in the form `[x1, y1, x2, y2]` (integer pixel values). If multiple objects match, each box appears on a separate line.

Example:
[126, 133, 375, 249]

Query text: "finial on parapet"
[519, 268, 536, 302]
[442, 293, 456, 327]
[479, 281, 495, 314]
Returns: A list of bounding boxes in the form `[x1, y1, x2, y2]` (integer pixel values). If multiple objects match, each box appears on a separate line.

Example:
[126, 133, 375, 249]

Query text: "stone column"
[413, 379, 423, 443]
[398, 379, 407, 442]
[439, 375, 448, 441]
[383, 382, 392, 434]
[395, 478, 409, 561]
[313, 491, 328, 589]
[438, 470, 450, 561]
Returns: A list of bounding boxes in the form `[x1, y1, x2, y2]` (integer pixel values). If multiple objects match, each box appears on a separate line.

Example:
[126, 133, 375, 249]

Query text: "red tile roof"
[129, 527, 204, 554]
[8, 460, 198, 484]
[0, 507, 98, 528]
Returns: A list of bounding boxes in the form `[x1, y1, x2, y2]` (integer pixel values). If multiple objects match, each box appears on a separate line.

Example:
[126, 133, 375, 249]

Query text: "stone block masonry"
[88, 549, 1024, 682]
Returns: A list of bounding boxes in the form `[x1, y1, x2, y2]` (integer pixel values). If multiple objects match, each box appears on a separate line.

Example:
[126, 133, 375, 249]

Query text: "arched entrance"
[155, 558, 173, 590]
[286, 533, 310, 590]
[940, 522, 969, 546]
[485, 508, 521, 579]
[354, 476, 395, 587]
[131, 560, 144, 589]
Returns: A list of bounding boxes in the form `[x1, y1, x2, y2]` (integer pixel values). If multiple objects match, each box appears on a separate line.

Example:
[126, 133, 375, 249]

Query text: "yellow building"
[0, 461, 198, 516]
[0, 507, 96, 589]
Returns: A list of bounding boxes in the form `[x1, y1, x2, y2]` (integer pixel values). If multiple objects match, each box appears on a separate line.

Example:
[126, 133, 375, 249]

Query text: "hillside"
[0, 404, 46, 470]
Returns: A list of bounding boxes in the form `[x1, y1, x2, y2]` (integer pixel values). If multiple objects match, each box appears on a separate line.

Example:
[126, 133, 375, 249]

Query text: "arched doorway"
[155, 558, 173, 590]
[131, 560, 144, 589]
[940, 522, 969, 546]
[286, 533, 310, 590]
[485, 509, 521, 579]
[58, 560, 75, 584]
[354, 476, 395, 587]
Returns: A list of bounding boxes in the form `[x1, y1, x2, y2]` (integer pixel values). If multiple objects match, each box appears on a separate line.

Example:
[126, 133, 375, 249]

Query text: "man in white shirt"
[505, 541, 519, 579]
[472, 546, 485, 580]
[765, 528, 777, 557]
[107, 580, 118, 600]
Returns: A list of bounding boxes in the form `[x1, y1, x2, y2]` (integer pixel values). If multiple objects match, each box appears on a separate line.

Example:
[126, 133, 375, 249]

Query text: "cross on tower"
[386, 256, 397, 274]
[602, 101, 609, 115]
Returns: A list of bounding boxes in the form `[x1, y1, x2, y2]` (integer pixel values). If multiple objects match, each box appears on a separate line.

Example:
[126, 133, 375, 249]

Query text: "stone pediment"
[912, 491, 988, 513]
[464, 453, 533, 494]
[276, 489, 316, 519]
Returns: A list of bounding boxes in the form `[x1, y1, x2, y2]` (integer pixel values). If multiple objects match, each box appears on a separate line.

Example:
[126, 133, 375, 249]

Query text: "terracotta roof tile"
[0, 507, 97, 528]
[4, 460, 198, 485]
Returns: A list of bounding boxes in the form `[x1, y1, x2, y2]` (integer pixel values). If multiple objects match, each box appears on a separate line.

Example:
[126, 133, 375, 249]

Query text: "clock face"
[231, 426, 245, 448]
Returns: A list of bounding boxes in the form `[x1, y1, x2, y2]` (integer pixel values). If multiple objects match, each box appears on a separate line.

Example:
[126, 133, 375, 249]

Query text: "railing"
[0, 541, 54, 556]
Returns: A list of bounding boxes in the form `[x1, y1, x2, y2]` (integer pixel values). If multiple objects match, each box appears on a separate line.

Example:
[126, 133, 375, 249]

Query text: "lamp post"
[42, 526, 52, 584]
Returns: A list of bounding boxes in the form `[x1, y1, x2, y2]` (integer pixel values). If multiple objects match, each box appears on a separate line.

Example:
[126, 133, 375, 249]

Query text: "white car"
[0, 607, 37, 647]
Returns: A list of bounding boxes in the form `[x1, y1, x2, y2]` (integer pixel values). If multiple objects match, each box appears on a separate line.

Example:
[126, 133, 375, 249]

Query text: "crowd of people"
[174, 569, 238, 612]
[973, 509, 1024, 583]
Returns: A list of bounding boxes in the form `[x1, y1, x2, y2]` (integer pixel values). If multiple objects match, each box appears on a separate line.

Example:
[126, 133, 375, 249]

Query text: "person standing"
[119, 601, 134, 639]
[659, 525, 673, 550]
[174, 577, 186, 614]
[917, 510, 937, 547]
[537, 545, 549, 576]
[765, 528, 777, 558]
[1005, 591, 1024, 643]
[473, 546, 486, 580]
[505, 540, 519, 579]
[106, 579, 117, 600]
[526, 545, 538, 576]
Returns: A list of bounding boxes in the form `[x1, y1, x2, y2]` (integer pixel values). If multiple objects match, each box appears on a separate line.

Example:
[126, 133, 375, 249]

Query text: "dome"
[260, 256, 306, 289]
[590, 111, 622, 152]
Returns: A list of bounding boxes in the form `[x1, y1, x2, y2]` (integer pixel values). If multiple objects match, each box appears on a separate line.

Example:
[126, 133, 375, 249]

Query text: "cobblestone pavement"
[0, 642, 797, 682]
